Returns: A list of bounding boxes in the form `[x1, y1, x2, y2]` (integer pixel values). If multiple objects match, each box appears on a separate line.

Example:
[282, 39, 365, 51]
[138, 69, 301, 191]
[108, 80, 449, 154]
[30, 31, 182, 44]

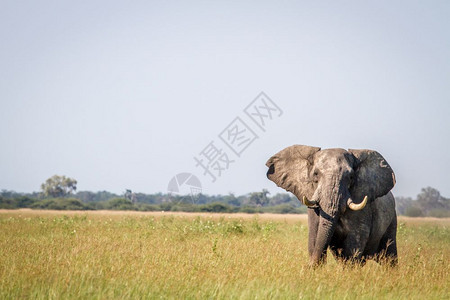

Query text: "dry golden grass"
[0, 210, 448, 299]
[0, 209, 309, 222]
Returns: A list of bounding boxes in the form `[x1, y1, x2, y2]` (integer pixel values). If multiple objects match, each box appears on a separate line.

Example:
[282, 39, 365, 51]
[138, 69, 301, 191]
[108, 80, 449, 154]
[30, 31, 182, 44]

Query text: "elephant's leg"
[329, 230, 345, 262]
[329, 245, 344, 262]
[307, 208, 320, 257]
[375, 217, 398, 266]
[341, 225, 370, 264]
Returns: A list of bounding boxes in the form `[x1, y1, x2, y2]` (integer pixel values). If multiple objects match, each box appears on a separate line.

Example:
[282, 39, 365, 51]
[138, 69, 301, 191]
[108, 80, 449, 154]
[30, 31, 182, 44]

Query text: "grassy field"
[0, 210, 448, 299]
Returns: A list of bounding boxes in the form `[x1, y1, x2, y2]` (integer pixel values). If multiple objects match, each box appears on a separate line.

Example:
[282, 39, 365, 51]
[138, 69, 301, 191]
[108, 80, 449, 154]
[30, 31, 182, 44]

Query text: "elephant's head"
[266, 145, 395, 265]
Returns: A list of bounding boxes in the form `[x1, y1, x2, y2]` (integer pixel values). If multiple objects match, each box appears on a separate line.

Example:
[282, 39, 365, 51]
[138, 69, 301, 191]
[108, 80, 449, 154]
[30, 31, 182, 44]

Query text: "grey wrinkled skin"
[266, 145, 398, 266]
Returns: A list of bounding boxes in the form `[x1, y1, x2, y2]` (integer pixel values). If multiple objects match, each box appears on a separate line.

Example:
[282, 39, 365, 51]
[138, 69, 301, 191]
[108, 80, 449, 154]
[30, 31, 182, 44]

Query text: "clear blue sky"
[1, 1, 449, 198]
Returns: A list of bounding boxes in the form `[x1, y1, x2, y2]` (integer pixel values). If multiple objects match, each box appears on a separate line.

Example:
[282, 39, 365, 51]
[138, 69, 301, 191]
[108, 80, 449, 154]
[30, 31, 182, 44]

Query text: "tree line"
[0, 175, 449, 217]
[0, 189, 306, 214]
[395, 187, 450, 218]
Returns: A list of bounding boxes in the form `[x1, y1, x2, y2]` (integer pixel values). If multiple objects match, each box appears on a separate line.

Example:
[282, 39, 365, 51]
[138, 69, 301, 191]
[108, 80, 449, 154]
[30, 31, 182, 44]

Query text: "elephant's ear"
[348, 149, 396, 202]
[266, 145, 321, 201]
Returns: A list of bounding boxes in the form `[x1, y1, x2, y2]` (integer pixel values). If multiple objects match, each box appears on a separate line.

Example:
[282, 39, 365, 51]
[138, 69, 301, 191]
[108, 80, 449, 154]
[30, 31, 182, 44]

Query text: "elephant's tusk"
[347, 196, 368, 211]
[302, 196, 318, 207]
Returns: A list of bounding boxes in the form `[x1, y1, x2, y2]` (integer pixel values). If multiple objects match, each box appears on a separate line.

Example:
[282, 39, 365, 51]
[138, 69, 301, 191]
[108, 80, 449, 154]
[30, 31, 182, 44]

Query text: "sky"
[1, 1, 449, 198]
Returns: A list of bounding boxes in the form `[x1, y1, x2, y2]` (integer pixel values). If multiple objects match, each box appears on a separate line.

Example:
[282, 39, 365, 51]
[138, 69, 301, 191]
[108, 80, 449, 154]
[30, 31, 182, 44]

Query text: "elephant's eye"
[349, 174, 355, 182]
[312, 171, 319, 182]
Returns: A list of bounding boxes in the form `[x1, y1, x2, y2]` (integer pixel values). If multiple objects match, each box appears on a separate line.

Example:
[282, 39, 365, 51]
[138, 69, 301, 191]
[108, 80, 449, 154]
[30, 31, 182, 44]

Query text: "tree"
[124, 189, 136, 203]
[249, 189, 270, 206]
[223, 193, 241, 206]
[417, 187, 449, 215]
[395, 196, 414, 215]
[41, 175, 77, 198]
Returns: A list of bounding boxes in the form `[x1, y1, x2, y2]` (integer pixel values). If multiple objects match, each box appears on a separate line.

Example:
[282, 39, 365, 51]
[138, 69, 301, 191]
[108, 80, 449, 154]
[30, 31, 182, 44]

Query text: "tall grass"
[0, 210, 448, 299]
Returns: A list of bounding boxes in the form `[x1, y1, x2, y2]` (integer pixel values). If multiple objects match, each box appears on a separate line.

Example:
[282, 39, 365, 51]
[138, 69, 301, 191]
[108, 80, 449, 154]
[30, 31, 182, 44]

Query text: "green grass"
[0, 211, 448, 299]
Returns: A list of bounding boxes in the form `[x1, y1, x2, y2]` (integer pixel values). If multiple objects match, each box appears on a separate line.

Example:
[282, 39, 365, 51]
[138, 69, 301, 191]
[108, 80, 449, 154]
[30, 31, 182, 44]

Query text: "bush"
[103, 198, 136, 210]
[262, 204, 306, 214]
[15, 196, 37, 208]
[199, 202, 233, 213]
[405, 206, 423, 217]
[0, 196, 37, 209]
[239, 206, 261, 214]
[170, 203, 198, 212]
[0, 197, 15, 209]
[159, 202, 174, 212]
[427, 209, 450, 218]
[136, 203, 160, 211]
[31, 198, 90, 210]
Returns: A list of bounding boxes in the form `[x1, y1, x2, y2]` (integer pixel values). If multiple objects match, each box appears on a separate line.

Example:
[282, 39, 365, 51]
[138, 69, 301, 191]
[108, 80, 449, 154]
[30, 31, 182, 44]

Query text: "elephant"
[266, 145, 398, 266]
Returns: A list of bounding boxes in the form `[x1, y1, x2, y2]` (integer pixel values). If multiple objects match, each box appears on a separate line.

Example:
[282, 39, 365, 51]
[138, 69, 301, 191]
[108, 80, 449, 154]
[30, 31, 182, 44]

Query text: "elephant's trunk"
[309, 177, 346, 266]
[310, 212, 336, 266]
